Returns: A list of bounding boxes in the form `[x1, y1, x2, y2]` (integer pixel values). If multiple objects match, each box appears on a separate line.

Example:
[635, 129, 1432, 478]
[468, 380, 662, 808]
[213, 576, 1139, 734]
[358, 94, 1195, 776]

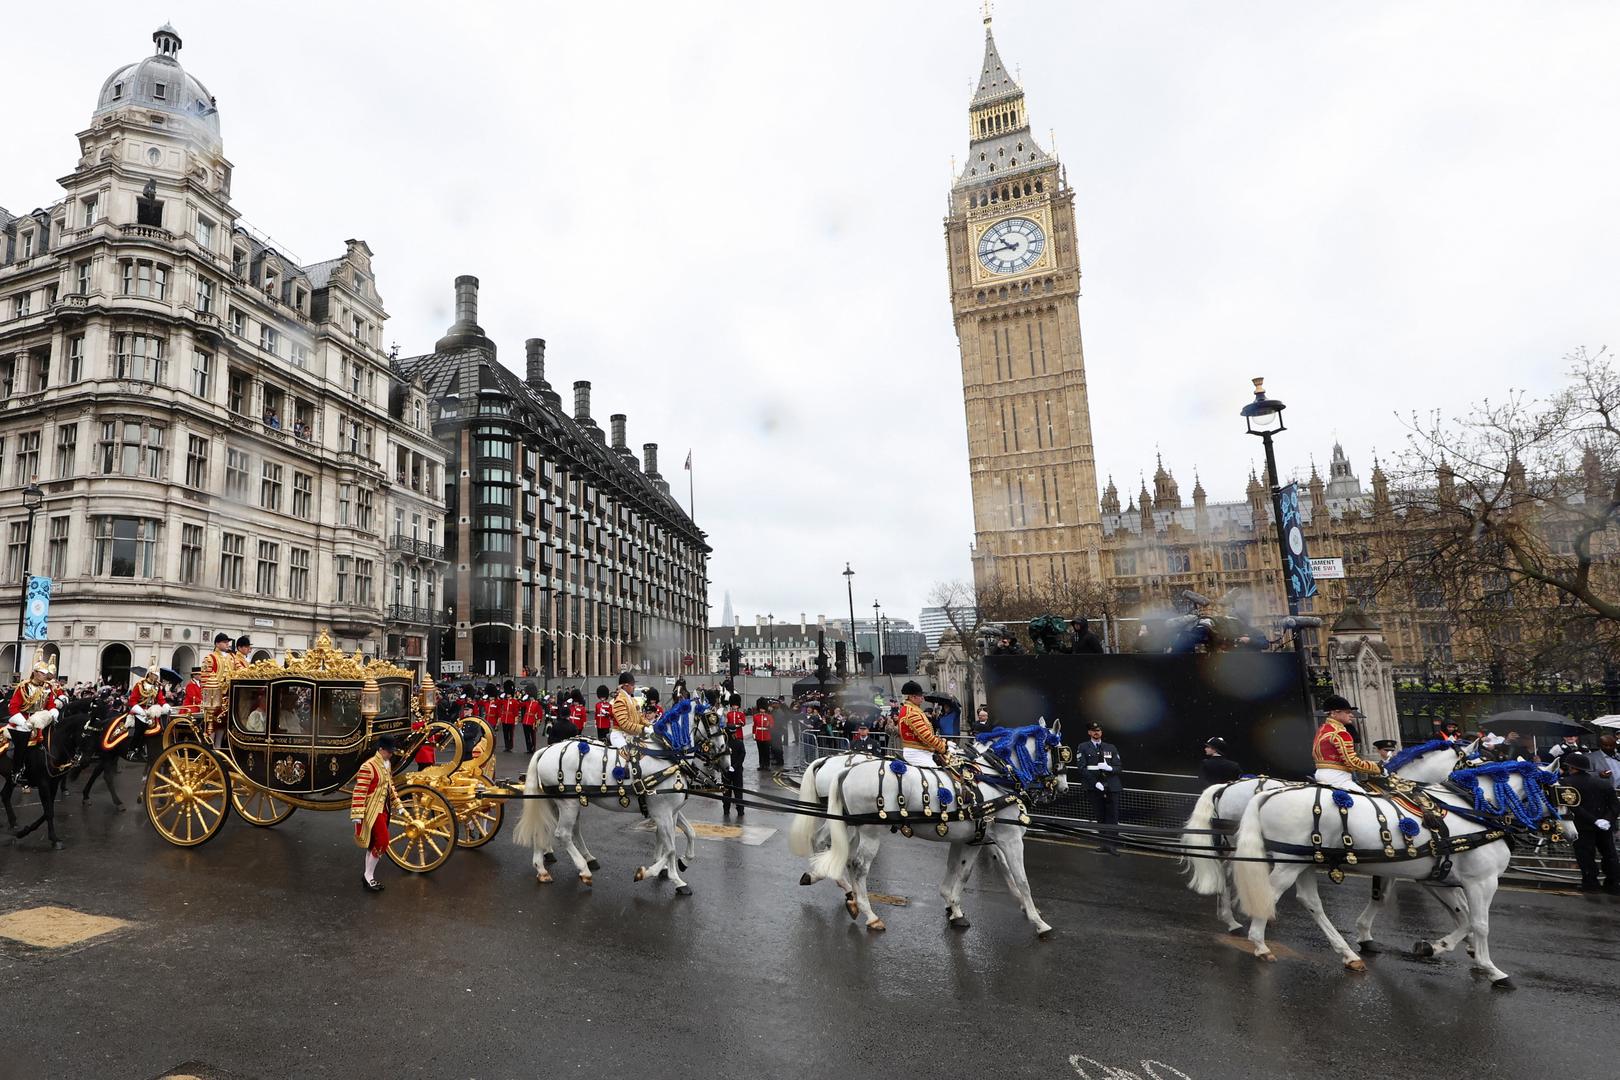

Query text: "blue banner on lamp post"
[1276, 484, 1317, 603]
[22, 575, 51, 641]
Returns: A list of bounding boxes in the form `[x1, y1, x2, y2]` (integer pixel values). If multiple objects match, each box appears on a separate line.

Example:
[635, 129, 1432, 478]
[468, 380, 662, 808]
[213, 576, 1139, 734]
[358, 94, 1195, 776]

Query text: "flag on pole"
[684, 450, 692, 470]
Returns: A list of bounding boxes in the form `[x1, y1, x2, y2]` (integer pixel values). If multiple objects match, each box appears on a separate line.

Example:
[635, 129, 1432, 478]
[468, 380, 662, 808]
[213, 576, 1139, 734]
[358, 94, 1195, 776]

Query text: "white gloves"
[27, 708, 56, 730]
[1094, 782, 1105, 792]
[1098, 763, 1113, 772]
[1597, 819, 1613, 832]
[131, 704, 147, 719]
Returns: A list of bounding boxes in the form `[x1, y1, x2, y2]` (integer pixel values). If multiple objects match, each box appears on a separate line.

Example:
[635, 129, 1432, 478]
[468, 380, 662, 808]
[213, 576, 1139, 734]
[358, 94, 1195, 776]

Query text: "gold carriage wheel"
[456, 798, 504, 849]
[230, 784, 296, 827]
[385, 784, 457, 873]
[143, 743, 232, 848]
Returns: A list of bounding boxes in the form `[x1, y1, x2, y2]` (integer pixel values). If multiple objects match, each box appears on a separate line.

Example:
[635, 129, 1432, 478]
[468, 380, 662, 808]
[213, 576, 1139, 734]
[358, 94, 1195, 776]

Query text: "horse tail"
[511, 750, 555, 852]
[1232, 791, 1276, 922]
[809, 773, 851, 882]
[1182, 784, 1227, 895]
[788, 760, 824, 858]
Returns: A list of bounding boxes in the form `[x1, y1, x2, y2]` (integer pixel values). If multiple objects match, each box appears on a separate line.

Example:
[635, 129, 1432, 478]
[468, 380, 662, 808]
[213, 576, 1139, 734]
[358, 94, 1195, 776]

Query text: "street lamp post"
[539, 582, 555, 691]
[842, 563, 857, 678]
[766, 613, 775, 674]
[13, 481, 43, 679]
[872, 600, 881, 677]
[1240, 377, 1312, 710]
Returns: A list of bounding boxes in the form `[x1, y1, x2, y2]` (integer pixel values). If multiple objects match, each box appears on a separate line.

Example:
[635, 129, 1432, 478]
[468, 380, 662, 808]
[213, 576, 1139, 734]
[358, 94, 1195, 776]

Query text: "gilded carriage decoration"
[141, 630, 484, 874]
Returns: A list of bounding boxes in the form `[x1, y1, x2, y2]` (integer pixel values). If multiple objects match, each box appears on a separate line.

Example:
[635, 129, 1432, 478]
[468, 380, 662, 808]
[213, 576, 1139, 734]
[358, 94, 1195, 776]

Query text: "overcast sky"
[10, 2, 1618, 628]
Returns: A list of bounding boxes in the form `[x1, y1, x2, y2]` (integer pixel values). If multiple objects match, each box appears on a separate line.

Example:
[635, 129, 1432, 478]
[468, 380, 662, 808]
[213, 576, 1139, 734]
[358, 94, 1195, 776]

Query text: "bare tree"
[1374, 348, 1620, 676]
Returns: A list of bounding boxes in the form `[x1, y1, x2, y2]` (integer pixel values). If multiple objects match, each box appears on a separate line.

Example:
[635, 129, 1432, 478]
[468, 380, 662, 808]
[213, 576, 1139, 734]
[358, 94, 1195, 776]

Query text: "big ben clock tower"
[946, 11, 1102, 592]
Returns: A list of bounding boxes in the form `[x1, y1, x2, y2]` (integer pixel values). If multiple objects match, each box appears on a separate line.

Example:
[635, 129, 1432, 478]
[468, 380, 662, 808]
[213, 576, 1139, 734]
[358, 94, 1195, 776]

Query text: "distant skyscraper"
[721, 591, 734, 628]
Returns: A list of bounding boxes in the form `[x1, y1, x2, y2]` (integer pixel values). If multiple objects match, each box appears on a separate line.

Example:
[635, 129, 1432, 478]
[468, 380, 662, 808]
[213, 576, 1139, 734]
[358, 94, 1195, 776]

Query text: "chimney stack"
[643, 443, 659, 476]
[435, 274, 495, 354]
[573, 381, 591, 422]
[525, 338, 546, 386]
[454, 275, 479, 326]
[610, 414, 627, 450]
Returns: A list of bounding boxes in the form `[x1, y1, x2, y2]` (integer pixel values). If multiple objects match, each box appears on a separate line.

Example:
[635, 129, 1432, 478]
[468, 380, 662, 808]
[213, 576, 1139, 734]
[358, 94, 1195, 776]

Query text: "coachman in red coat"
[350, 736, 399, 891]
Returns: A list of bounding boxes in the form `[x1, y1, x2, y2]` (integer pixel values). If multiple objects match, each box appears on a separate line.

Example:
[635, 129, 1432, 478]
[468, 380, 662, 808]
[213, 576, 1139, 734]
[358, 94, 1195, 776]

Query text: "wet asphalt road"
[2, 750, 1618, 1080]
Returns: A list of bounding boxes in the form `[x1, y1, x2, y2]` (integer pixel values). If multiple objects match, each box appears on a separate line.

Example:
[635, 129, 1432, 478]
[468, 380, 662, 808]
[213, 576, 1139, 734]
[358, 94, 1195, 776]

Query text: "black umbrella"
[1480, 710, 1590, 740]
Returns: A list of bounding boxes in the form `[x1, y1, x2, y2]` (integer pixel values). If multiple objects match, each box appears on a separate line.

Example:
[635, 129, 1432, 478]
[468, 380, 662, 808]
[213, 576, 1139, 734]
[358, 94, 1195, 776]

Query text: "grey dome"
[94, 26, 221, 151]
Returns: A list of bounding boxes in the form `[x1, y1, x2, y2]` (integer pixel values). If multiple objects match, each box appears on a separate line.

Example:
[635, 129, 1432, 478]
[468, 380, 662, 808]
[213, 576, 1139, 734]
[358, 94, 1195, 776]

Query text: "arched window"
[100, 642, 132, 687]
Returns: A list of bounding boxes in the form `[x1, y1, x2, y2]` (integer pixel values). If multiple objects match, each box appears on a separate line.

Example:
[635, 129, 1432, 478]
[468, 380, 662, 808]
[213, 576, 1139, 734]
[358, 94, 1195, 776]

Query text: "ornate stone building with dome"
[0, 26, 447, 684]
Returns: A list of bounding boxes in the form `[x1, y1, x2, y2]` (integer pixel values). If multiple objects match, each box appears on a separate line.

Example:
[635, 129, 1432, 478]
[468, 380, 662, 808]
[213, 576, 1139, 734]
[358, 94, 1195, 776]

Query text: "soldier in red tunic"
[592, 685, 613, 740]
[126, 661, 171, 738]
[198, 633, 234, 746]
[350, 735, 399, 891]
[1312, 694, 1382, 791]
[7, 650, 61, 770]
[751, 699, 774, 771]
[499, 690, 521, 753]
[520, 688, 542, 754]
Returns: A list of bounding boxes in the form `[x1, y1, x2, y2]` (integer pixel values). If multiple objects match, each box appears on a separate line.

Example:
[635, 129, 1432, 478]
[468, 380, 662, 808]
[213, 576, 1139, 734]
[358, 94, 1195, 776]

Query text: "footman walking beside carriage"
[351, 735, 401, 892]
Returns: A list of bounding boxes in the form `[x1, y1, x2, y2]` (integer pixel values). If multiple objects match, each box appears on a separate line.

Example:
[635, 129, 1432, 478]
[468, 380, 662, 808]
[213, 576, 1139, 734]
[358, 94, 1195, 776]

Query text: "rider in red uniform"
[1312, 694, 1382, 791]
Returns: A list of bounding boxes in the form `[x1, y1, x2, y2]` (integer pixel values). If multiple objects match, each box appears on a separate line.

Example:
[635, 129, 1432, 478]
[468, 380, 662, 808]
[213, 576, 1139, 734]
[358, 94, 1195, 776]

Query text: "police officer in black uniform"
[1562, 753, 1620, 893]
[1076, 721, 1123, 855]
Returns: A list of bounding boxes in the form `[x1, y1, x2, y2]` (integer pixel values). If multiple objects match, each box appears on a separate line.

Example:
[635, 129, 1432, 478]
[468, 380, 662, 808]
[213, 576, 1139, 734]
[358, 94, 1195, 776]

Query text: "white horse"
[512, 699, 727, 896]
[803, 723, 1070, 936]
[1182, 738, 1476, 934]
[787, 750, 881, 907]
[1230, 759, 1573, 987]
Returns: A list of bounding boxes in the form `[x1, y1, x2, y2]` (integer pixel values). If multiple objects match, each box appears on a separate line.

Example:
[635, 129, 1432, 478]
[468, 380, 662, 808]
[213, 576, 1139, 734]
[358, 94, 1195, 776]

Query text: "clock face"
[978, 217, 1047, 275]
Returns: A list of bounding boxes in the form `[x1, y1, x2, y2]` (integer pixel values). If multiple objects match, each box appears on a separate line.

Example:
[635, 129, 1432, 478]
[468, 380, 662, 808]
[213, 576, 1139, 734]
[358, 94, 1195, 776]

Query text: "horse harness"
[1264, 779, 1508, 886]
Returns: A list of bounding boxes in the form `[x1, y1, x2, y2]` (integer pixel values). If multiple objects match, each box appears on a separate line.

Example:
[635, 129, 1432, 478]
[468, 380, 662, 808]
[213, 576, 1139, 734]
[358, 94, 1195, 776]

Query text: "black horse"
[67, 701, 166, 810]
[2, 718, 83, 849]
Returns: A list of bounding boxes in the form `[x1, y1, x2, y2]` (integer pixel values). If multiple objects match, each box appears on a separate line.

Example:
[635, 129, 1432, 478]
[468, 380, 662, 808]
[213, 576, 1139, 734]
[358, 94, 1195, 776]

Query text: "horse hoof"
[799, 872, 814, 887]
[844, 893, 858, 920]
[866, 919, 886, 932]
[633, 867, 646, 883]
[51, 841, 64, 851]
[949, 916, 971, 931]
[1345, 959, 1367, 973]
[658, 868, 669, 880]
[1413, 941, 1435, 958]
[1256, 952, 1277, 963]
[542, 852, 557, 866]
[586, 858, 601, 872]
[677, 859, 688, 872]
[1037, 927, 1054, 940]
[537, 872, 553, 884]
[1492, 977, 1515, 991]
[1358, 940, 1381, 955]
[675, 885, 693, 897]
[580, 874, 592, 887]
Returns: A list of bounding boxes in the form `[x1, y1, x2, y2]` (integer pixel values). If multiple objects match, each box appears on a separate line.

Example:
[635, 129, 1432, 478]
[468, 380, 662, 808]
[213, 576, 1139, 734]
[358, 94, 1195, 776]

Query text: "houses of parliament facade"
[947, 15, 1503, 669]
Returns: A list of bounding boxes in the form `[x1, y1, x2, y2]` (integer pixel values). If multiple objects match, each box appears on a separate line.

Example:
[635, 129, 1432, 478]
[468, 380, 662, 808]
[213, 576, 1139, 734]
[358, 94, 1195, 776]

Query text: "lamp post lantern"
[1240, 377, 1312, 707]
[872, 600, 882, 677]
[766, 612, 775, 674]
[12, 481, 43, 679]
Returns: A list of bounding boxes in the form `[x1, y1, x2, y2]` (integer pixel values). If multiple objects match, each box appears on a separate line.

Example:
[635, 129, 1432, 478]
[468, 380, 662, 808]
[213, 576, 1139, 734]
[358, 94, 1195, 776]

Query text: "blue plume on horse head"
[1383, 738, 1456, 774]
[1448, 759, 1557, 831]
[981, 723, 1062, 786]
[653, 698, 694, 750]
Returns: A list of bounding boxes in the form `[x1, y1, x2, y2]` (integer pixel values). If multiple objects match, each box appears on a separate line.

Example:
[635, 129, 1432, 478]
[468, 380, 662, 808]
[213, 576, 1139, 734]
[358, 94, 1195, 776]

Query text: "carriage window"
[272, 684, 313, 737]
[236, 685, 269, 734]
[378, 683, 407, 718]
[318, 688, 362, 740]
